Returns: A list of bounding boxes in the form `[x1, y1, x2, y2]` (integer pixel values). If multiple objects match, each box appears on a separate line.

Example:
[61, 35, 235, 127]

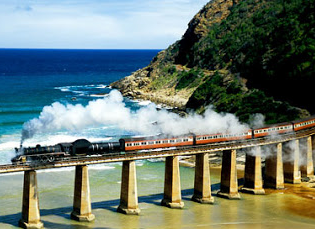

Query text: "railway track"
[1, 127, 314, 174]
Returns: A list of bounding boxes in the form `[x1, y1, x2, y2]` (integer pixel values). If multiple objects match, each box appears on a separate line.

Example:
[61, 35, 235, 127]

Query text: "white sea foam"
[90, 94, 108, 98]
[136, 160, 145, 166]
[39, 164, 116, 173]
[54, 84, 110, 99]
[54, 84, 108, 92]
[89, 164, 116, 170]
[72, 90, 87, 95]
[38, 167, 74, 173]
[147, 158, 165, 162]
[0, 136, 20, 164]
[0, 141, 20, 151]
[95, 84, 108, 89]
[138, 100, 152, 106]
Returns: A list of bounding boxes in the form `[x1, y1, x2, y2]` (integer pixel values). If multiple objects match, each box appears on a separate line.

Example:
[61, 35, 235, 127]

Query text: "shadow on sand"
[0, 180, 245, 228]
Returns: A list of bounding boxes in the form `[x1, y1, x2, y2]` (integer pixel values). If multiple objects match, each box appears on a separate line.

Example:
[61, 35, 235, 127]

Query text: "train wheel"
[40, 156, 48, 164]
[48, 155, 55, 162]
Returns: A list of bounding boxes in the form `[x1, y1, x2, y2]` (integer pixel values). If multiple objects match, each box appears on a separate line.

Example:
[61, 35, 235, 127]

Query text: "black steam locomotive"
[12, 139, 121, 164]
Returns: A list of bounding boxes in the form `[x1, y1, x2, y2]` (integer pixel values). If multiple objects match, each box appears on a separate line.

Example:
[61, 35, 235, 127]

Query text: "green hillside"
[112, 0, 315, 124]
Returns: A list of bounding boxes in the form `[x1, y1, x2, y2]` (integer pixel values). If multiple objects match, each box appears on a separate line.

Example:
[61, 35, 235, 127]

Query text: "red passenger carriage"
[195, 130, 252, 145]
[253, 122, 293, 138]
[120, 135, 194, 151]
[292, 116, 315, 131]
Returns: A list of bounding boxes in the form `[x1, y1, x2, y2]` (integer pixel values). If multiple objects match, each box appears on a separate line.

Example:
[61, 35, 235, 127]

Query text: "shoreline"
[179, 153, 315, 215]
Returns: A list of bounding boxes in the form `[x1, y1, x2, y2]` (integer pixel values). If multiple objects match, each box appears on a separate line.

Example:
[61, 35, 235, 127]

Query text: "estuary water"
[0, 49, 315, 229]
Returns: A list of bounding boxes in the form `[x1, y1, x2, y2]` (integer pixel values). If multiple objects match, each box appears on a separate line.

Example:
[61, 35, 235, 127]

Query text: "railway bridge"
[0, 128, 315, 228]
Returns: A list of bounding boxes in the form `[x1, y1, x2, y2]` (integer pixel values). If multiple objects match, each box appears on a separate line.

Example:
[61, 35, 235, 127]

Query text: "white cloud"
[0, 0, 209, 49]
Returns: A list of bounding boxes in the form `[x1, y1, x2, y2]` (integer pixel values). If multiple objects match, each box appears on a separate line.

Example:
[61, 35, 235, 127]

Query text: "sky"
[0, 0, 210, 49]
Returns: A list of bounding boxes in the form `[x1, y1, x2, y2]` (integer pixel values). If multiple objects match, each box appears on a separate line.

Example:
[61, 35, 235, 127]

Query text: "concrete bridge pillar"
[161, 156, 184, 208]
[117, 160, 140, 215]
[264, 143, 285, 189]
[19, 170, 43, 229]
[217, 149, 241, 199]
[71, 165, 95, 222]
[283, 140, 301, 184]
[300, 136, 314, 177]
[192, 153, 214, 204]
[241, 146, 265, 194]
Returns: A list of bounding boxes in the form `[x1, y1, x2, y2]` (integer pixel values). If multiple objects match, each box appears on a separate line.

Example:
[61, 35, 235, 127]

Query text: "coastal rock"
[111, 0, 237, 109]
[111, 0, 313, 123]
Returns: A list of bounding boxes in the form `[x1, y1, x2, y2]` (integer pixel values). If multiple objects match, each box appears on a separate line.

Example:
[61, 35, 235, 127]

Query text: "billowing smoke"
[249, 113, 265, 129]
[21, 90, 249, 144]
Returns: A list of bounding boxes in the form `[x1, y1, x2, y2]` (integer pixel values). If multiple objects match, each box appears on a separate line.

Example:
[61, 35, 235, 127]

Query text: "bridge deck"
[1, 127, 314, 174]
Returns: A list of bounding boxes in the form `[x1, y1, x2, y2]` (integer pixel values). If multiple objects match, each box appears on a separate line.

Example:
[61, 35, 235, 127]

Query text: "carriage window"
[170, 140, 175, 143]
[162, 140, 168, 143]
[141, 142, 147, 145]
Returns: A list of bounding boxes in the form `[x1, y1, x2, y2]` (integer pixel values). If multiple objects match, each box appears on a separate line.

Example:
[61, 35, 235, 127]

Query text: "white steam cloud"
[21, 90, 249, 144]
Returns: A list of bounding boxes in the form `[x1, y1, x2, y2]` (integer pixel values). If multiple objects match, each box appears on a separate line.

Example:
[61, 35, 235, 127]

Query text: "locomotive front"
[11, 139, 122, 165]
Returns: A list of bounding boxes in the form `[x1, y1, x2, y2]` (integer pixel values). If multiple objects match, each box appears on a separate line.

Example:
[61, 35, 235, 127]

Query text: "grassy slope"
[113, 0, 314, 124]
[155, 0, 315, 124]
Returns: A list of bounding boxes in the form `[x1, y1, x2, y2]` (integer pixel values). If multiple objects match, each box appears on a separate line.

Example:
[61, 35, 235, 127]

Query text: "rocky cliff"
[111, 0, 314, 124]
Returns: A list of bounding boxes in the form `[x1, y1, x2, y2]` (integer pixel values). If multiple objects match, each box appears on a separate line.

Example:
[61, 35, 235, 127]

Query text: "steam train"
[11, 116, 315, 165]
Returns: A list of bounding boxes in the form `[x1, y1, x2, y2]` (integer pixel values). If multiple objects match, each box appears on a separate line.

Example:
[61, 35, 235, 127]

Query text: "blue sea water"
[0, 49, 160, 164]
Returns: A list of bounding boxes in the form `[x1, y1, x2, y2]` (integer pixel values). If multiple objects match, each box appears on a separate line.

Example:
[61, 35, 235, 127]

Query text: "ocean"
[0, 49, 160, 164]
[1, 49, 315, 229]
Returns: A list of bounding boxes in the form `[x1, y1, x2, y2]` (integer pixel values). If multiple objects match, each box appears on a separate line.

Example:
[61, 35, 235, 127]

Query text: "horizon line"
[0, 47, 164, 51]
